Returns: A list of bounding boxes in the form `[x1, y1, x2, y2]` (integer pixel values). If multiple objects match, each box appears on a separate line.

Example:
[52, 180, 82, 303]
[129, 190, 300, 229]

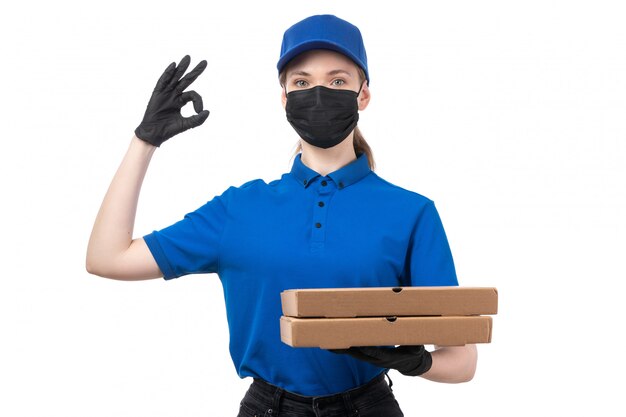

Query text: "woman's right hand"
[134, 55, 210, 147]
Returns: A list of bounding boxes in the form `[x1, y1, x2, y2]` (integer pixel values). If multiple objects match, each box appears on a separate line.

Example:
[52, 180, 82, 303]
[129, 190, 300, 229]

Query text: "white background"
[1, 0, 625, 415]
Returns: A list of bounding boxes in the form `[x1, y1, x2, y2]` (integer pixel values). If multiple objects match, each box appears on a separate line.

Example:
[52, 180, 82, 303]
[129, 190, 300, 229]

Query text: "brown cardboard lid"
[281, 286, 498, 318]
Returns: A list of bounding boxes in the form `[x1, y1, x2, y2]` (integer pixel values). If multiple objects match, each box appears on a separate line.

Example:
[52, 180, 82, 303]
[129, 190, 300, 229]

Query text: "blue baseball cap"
[277, 14, 369, 83]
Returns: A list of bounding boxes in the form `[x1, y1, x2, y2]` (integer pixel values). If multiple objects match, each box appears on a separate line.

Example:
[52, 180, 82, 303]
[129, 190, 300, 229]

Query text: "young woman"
[86, 14, 477, 417]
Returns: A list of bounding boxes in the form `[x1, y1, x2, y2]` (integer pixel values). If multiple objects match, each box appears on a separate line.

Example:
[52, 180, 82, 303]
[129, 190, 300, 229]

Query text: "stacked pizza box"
[280, 287, 498, 349]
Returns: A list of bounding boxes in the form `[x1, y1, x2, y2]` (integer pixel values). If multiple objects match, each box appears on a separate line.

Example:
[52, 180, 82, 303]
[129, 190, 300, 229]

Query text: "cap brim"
[277, 40, 369, 82]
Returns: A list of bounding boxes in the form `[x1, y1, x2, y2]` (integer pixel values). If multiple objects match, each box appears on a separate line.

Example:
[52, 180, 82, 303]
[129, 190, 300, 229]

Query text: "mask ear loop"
[356, 81, 364, 97]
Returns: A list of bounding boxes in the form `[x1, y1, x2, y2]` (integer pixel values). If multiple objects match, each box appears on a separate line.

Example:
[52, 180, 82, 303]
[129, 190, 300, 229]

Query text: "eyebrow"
[288, 69, 353, 78]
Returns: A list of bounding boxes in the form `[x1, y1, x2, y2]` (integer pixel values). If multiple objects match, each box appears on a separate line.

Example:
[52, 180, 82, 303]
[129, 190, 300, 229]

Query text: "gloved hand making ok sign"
[330, 345, 433, 376]
[135, 55, 210, 147]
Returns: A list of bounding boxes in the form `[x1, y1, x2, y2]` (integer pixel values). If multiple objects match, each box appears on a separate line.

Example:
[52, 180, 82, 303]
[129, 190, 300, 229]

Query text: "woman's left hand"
[329, 345, 432, 376]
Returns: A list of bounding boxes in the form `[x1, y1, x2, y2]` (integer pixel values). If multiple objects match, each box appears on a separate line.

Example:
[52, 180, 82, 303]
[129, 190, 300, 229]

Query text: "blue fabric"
[277, 14, 369, 83]
[143, 153, 458, 396]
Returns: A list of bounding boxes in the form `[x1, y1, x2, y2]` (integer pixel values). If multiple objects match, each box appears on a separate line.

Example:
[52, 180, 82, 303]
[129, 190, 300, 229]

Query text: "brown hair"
[279, 65, 376, 171]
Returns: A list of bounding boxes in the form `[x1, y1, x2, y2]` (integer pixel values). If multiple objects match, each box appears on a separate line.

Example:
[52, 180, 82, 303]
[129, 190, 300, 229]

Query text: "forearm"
[86, 135, 156, 274]
[420, 344, 477, 383]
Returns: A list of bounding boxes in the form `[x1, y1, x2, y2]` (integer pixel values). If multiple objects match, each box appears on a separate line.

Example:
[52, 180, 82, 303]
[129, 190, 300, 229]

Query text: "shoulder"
[218, 177, 284, 201]
[366, 172, 434, 208]
[236, 178, 267, 190]
[236, 177, 287, 192]
[219, 178, 266, 198]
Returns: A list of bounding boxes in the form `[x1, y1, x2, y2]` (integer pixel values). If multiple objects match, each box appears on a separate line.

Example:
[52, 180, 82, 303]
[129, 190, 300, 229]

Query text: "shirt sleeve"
[143, 186, 235, 280]
[406, 200, 458, 286]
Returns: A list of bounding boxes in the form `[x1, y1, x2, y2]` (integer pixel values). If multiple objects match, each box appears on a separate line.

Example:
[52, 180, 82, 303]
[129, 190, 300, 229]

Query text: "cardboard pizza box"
[281, 286, 498, 318]
[280, 315, 493, 349]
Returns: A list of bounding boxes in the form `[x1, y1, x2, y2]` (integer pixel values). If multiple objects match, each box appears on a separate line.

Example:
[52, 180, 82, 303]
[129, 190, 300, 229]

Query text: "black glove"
[135, 55, 210, 147]
[330, 345, 432, 376]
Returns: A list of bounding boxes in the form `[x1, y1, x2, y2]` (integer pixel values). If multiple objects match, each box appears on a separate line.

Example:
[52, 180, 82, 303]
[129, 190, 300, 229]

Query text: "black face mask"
[285, 85, 361, 149]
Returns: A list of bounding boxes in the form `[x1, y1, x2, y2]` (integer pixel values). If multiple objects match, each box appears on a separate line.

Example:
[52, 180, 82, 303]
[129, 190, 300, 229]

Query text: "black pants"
[237, 372, 404, 417]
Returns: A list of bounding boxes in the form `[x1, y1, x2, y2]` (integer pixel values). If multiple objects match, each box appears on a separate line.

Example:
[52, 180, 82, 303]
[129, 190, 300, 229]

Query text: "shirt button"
[318, 201, 325, 207]
[315, 222, 322, 228]
[338, 181, 344, 189]
[303, 179, 308, 185]
[321, 180, 327, 186]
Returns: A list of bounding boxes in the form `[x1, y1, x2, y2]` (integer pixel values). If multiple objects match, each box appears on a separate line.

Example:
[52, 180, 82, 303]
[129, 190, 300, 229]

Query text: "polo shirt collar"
[290, 153, 371, 189]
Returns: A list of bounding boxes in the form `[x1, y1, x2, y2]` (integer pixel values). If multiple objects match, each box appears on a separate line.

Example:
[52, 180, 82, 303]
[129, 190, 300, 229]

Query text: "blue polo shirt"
[143, 152, 457, 396]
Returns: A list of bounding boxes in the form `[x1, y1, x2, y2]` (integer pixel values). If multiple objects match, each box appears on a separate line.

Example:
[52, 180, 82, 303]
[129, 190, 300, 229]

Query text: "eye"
[295, 80, 308, 88]
[331, 79, 346, 87]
